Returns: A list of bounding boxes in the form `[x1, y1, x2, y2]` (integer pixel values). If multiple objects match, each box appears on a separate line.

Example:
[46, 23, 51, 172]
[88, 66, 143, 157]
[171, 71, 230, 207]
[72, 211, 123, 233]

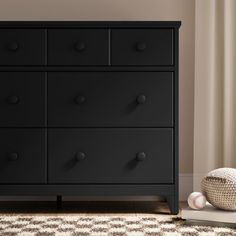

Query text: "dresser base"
[0, 184, 178, 214]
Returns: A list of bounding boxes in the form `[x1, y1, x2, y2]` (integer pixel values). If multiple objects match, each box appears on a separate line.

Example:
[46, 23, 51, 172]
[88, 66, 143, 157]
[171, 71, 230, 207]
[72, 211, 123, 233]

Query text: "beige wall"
[0, 0, 195, 174]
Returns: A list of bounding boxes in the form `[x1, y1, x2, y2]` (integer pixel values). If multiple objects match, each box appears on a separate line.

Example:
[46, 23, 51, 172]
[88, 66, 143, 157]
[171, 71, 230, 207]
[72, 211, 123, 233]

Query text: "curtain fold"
[194, 0, 236, 190]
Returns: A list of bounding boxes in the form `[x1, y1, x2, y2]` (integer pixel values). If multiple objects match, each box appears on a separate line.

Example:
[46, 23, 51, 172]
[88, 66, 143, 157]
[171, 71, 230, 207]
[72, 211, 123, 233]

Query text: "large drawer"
[48, 29, 109, 65]
[112, 29, 173, 66]
[0, 72, 45, 127]
[48, 72, 173, 127]
[0, 29, 45, 65]
[48, 129, 173, 184]
[0, 129, 46, 183]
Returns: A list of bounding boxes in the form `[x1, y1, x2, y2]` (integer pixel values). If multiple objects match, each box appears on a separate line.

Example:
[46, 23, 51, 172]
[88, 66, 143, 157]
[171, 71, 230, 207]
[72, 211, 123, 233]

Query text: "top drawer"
[48, 29, 109, 65]
[0, 29, 45, 65]
[112, 29, 173, 66]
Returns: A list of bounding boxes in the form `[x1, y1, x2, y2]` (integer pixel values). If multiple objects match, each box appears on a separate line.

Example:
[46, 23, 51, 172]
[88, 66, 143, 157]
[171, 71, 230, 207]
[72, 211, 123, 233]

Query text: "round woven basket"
[201, 168, 236, 210]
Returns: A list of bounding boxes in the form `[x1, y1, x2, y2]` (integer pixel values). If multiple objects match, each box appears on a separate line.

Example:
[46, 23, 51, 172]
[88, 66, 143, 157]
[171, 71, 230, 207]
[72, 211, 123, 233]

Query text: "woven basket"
[201, 168, 236, 210]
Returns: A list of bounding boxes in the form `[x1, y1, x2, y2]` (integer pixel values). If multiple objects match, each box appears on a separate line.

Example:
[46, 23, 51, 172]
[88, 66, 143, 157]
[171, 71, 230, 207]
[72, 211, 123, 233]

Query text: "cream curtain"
[194, 0, 236, 190]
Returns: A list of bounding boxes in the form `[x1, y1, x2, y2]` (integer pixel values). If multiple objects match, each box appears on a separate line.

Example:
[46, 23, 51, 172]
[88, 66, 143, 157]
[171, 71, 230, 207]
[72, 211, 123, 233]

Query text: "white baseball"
[187, 192, 206, 210]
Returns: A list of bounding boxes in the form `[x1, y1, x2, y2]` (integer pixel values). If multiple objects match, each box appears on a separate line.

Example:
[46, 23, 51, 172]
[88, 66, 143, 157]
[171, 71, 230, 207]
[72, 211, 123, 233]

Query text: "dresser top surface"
[0, 21, 181, 28]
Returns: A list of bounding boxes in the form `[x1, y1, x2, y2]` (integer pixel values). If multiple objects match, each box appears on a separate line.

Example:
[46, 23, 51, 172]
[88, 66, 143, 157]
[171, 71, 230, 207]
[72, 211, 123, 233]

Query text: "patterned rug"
[0, 214, 235, 236]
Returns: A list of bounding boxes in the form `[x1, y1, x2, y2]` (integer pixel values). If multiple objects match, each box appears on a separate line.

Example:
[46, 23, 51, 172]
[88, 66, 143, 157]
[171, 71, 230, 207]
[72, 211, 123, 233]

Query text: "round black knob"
[8, 152, 18, 161]
[74, 42, 86, 52]
[136, 94, 146, 104]
[74, 95, 86, 105]
[75, 152, 86, 161]
[7, 95, 20, 104]
[7, 42, 19, 51]
[136, 42, 146, 51]
[136, 152, 146, 161]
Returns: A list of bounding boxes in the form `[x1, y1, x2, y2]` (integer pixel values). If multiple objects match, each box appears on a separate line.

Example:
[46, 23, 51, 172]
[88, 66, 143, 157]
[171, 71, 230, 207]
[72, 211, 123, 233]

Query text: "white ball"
[187, 192, 206, 210]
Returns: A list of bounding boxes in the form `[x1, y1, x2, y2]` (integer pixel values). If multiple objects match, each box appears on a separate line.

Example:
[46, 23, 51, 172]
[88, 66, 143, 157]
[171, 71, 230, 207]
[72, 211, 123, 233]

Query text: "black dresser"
[0, 21, 181, 214]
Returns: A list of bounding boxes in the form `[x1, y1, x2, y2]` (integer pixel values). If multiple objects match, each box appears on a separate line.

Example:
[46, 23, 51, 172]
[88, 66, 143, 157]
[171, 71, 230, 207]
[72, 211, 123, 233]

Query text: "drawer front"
[48, 72, 173, 127]
[0, 72, 45, 127]
[48, 129, 173, 184]
[48, 29, 109, 65]
[0, 29, 45, 65]
[112, 29, 173, 66]
[0, 129, 46, 183]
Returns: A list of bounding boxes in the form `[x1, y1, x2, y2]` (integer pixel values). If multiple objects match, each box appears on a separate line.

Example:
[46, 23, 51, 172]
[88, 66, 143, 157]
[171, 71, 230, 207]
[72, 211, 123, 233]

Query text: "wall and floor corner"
[0, 0, 195, 201]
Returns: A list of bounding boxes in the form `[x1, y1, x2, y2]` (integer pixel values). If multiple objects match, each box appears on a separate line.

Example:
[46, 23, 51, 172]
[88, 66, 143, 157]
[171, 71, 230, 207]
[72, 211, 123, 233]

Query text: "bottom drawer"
[48, 129, 173, 184]
[0, 129, 46, 183]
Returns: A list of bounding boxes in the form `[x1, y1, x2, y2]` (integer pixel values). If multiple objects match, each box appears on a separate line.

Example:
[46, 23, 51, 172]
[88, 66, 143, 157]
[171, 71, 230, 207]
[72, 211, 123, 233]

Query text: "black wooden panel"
[0, 66, 175, 72]
[0, 29, 45, 65]
[0, 21, 181, 29]
[0, 129, 46, 183]
[0, 184, 175, 196]
[48, 29, 109, 65]
[0, 72, 45, 127]
[112, 29, 173, 66]
[48, 128, 173, 184]
[48, 72, 173, 127]
[0, 184, 175, 197]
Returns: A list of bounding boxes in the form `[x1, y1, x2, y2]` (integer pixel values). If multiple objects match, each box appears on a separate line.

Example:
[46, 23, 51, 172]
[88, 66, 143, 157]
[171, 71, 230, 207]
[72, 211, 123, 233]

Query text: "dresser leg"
[57, 195, 62, 209]
[166, 195, 179, 215]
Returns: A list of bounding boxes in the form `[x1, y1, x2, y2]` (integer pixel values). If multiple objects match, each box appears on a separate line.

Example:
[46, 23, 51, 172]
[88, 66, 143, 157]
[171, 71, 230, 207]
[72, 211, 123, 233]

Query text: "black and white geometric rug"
[0, 214, 235, 236]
